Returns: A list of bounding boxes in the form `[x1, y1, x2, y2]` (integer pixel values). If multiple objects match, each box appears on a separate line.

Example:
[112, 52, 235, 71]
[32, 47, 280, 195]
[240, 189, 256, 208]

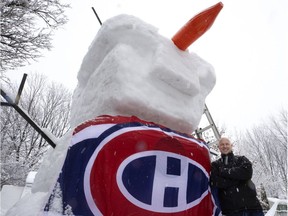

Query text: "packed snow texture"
[5, 14, 216, 215]
[71, 14, 216, 134]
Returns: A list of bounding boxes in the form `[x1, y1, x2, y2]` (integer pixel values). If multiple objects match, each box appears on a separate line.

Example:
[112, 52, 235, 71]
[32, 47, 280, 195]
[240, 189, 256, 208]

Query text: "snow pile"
[0, 185, 24, 215]
[5, 14, 215, 215]
[265, 198, 288, 216]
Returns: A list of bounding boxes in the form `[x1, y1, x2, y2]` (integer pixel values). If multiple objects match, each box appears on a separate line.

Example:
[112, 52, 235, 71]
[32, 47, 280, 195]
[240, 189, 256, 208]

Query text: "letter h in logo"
[152, 154, 188, 209]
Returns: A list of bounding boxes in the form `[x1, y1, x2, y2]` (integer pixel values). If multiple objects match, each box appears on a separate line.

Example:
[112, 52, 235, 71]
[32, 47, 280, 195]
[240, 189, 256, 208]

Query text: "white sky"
[8, 0, 288, 134]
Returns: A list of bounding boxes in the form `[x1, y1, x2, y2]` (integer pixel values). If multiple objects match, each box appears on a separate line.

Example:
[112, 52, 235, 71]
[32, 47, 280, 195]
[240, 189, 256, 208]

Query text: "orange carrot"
[172, 2, 224, 51]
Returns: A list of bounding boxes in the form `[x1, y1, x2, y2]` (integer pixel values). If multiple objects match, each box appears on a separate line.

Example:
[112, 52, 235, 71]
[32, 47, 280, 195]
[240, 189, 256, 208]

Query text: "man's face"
[218, 138, 232, 155]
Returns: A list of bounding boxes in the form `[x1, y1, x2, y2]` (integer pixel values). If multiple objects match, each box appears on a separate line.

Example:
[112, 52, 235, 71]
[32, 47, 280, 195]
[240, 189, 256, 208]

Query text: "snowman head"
[70, 14, 216, 134]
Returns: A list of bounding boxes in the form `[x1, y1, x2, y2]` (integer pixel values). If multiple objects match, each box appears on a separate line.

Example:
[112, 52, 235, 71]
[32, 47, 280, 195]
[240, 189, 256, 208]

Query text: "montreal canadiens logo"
[117, 150, 209, 213]
[83, 126, 210, 215]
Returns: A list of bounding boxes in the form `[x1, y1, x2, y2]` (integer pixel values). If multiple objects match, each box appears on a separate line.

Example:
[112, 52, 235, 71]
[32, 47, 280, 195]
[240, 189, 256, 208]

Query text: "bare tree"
[0, 72, 72, 187]
[236, 109, 287, 198]
[0, 0, 70, 72]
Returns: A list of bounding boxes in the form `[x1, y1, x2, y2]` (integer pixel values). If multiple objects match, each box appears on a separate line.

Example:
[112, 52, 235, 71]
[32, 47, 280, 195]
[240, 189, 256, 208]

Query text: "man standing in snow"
[210, 137, 264, 216]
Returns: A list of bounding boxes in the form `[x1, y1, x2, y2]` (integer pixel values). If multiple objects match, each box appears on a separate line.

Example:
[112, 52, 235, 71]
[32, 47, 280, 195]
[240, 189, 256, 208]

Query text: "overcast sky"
[8, 0, 288, 135]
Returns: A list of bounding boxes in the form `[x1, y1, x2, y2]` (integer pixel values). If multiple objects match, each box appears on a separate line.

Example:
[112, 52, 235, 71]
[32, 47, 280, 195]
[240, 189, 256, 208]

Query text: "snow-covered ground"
[265, 198, 288, 216]
[1, 172, 37, 215]
[2, 177, 287, 216]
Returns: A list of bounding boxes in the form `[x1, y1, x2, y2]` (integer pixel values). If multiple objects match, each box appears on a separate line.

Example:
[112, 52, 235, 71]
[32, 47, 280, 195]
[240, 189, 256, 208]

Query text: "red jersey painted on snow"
[44, 115, 220, 215]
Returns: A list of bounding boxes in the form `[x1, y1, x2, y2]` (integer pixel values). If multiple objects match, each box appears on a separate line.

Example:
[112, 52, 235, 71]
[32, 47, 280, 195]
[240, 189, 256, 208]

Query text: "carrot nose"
[172, 2, 223, 51]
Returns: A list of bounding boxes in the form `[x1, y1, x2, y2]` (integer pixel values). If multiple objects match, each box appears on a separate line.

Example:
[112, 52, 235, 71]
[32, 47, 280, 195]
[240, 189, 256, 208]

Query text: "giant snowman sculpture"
[6, 2, 223, 216]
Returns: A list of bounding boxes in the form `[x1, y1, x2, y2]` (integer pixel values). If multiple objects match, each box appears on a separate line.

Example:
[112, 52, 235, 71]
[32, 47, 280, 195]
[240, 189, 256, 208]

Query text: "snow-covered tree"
[0, 0, 70, 72]
[0, 72, 72, 187]
[236, 109, 287, 198]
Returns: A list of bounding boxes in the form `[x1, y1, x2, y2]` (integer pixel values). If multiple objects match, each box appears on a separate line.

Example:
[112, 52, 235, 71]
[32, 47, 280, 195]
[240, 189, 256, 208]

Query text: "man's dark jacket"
[210, 152, 263, 214]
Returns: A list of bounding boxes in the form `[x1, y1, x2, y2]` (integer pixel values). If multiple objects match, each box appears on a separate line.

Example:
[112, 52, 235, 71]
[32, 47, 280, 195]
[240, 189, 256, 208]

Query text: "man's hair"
[218, 137, 232, 145]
